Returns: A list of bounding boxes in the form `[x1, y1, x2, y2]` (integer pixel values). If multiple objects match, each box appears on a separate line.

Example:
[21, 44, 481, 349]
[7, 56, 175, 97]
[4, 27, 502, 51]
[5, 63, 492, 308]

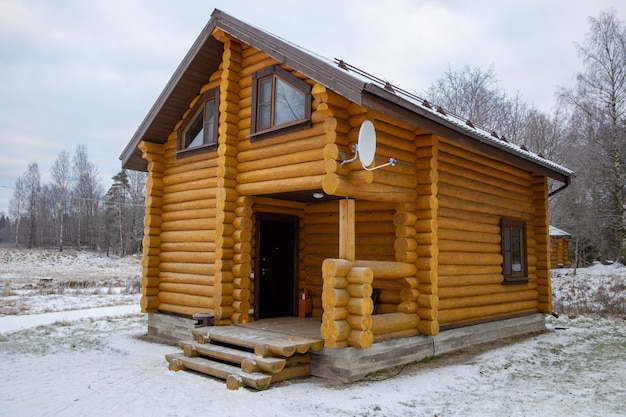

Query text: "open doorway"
[254, 213, 298, 320]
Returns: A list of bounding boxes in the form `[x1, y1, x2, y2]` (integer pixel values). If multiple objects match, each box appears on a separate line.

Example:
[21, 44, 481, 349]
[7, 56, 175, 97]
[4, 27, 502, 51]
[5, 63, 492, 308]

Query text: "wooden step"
[192, 326, 324, 357]
[178, 341, 287, 374]
[165, 353, 272, 390]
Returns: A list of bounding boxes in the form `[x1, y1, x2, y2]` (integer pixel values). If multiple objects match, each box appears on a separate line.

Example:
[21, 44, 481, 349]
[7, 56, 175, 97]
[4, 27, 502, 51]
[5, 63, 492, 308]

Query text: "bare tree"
[126, 169, 147, 254]
[73, 144, 103, 250]
[560, 10, 626, 263]
[23, 163, 41, 249]
[9, 176, 26, 246]
[51, 150, 72, 251]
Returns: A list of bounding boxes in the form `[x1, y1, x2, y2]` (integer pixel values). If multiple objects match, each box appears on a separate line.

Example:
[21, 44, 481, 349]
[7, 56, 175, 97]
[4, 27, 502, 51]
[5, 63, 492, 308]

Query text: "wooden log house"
[120, 9, 574, 384]
[550, 225, 572, 268]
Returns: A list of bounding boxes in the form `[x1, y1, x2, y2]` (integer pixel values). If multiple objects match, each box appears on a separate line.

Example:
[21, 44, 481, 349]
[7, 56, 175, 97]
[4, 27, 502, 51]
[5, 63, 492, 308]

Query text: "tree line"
[1, 10, 624, 266]
[0, 144, 146, 256]
[424, 10, 626, 266]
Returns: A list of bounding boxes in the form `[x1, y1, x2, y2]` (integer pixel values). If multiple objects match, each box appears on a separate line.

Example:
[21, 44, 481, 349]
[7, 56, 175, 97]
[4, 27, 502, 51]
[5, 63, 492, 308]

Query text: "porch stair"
[165, 319, 323, 390]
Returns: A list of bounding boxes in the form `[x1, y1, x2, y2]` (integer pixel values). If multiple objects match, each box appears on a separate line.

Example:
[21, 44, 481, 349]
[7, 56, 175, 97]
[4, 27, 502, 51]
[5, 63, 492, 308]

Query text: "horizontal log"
[239, 148, 324, 173]
[322, 306, 349, 321]
[354, 260, 417, 280]
[158, 282, 214, 297]
[438, 142, 531, 187]
[438, 240, 501, 254]
[438, 274, 504, 287]
[159, 262, 216, 276]
[418, 319, 439, 336]
[237, 160, 327, 183]
[322, 258, 353, 277]
[439, 283, 538, 300]
[439, 289, 538, 310]
[438, 301, 539, 324]
[438, 265, 502, 278]
[370, 313, 419, 335]
[373, 328, 419, 343]
[347, 283, 372, 298]
[346, 297, 373, 316]
[159, 230, 215, 243]
[322, 288, 350, 307]
[158, 291, 214, 309]
[347, 330, 373, 348]
[322, 173, 416, 203]
[346, 267, 373, 284]
[397, 301, 418, 313]
[159, 251, 215, 264]
[237, 175, 326, 195]
[417, 307, 438, 321]
[438, 252, 502, 266]
[346, 314, 373, 330]
[140, 295, 159, 311]
[438, 194, 533, 221]
[438, 160, 532, 198]
[320, 319, 351, 342]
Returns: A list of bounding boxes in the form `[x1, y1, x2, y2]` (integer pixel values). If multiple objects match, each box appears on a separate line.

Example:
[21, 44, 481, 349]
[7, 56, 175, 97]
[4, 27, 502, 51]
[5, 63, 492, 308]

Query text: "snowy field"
[0, 248, 625, 417]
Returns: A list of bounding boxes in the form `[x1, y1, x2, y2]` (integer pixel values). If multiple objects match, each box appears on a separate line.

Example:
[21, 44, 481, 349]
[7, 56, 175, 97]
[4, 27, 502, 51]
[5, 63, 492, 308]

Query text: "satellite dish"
[358, 120, 376, 168]
[339, 120, 397, 170]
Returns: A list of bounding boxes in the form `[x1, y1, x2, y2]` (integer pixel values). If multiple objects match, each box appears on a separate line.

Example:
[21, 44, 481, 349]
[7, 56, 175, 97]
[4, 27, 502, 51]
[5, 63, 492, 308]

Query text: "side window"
[250, 65, 311, 140]
[501, 218, 529, 284]
[177, 88, 219, 156]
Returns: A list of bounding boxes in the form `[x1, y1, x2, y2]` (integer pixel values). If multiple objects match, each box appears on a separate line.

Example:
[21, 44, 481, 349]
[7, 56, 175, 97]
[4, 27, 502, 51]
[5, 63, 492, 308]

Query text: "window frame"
[249, 65, 311, 141]
[501, 218, 529, 284]
[177, 88, 219, 157]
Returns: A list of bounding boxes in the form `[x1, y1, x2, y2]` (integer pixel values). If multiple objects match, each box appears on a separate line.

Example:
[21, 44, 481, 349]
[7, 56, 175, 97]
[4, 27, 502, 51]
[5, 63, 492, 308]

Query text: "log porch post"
[339, 199, 355, 262]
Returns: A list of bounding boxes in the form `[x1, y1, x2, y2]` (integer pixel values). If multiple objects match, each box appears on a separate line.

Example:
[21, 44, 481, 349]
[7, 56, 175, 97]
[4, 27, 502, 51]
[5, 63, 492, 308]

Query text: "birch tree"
[23, 163, 41, 249]
[9, 176, 26, 245]
[51, 150, 72, 251]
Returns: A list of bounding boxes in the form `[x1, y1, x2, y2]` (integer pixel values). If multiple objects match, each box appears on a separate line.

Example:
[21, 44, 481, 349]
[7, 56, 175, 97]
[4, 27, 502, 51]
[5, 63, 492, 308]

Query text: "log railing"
[321, 258, 419, 348]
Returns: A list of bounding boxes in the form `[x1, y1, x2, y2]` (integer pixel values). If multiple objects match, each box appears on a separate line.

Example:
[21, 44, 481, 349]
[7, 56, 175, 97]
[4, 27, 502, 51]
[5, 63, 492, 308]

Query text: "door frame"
[253, 212, 299, 320]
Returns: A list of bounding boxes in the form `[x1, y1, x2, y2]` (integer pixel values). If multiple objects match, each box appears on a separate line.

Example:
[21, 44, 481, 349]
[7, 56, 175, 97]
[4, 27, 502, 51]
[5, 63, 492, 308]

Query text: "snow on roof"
[550, 225, 571, 237]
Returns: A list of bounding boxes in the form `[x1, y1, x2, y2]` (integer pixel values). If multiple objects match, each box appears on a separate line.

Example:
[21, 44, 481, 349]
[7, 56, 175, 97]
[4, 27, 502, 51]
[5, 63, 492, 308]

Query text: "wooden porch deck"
[239, 317, 322, 340]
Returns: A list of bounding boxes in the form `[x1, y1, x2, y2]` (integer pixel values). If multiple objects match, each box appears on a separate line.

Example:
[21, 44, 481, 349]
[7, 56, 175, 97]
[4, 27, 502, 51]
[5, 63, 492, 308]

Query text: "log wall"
[137, 28, 555, 343]
[436, 137, 542, 326]
[550, 237, 571, 267]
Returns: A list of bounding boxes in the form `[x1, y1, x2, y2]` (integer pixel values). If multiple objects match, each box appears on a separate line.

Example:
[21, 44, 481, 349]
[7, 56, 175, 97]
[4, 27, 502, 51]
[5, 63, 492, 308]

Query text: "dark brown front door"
[255, 214, 298, 319]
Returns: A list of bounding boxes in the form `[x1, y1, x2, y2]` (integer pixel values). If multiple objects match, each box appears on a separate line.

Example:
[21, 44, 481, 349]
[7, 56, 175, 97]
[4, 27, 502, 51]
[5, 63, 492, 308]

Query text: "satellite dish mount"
[340, 120, 396, 170]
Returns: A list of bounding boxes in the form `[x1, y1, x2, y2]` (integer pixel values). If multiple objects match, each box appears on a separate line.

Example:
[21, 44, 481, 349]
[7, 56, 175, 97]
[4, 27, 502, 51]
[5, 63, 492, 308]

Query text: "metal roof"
[120, 9, 574, 186]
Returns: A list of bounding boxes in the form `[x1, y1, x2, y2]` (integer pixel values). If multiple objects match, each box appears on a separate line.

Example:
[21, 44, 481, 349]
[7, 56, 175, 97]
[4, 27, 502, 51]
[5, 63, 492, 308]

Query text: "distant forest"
[1, 10, 625, 266]
[0, 144, 146, 256]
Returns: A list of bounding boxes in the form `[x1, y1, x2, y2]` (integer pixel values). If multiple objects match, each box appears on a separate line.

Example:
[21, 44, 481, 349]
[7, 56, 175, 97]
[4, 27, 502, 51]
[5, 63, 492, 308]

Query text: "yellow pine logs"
[139, 141, 165, 313]
[230, 196, 253, 323]
[435, 137, 543, 325]
[321, 259, 373, 348]
[532, 175, 552, 313]
[413, 136, 439, 335]
[321, 258, 423, 347]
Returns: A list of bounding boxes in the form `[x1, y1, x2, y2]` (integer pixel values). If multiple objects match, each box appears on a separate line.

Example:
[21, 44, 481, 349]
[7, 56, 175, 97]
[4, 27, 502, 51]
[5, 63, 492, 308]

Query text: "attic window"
[250, 65, 311, 141]
[177, 88, 219, 157]
[501, 218, 529, 284]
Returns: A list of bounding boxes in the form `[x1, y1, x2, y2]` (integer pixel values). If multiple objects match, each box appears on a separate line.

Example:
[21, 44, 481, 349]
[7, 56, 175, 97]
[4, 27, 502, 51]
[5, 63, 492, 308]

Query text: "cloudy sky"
[1, 0, 625, 214]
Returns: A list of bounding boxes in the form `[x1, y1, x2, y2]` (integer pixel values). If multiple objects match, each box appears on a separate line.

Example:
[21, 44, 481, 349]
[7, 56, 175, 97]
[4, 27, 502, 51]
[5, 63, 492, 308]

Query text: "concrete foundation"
[147, 313, 195, 345]
[309, 314, 546, 382]
[147, 312, 546, 383]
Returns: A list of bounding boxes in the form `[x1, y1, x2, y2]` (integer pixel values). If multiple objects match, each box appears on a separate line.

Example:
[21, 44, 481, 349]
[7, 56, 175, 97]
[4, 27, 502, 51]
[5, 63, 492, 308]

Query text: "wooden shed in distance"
[120, 9, 574, 388]
[550, 225, 572, 268]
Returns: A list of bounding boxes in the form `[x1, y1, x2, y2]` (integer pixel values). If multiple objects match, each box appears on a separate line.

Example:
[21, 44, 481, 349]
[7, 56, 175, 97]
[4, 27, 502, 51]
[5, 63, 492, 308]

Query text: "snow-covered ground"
[0, 248, 624, 417]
